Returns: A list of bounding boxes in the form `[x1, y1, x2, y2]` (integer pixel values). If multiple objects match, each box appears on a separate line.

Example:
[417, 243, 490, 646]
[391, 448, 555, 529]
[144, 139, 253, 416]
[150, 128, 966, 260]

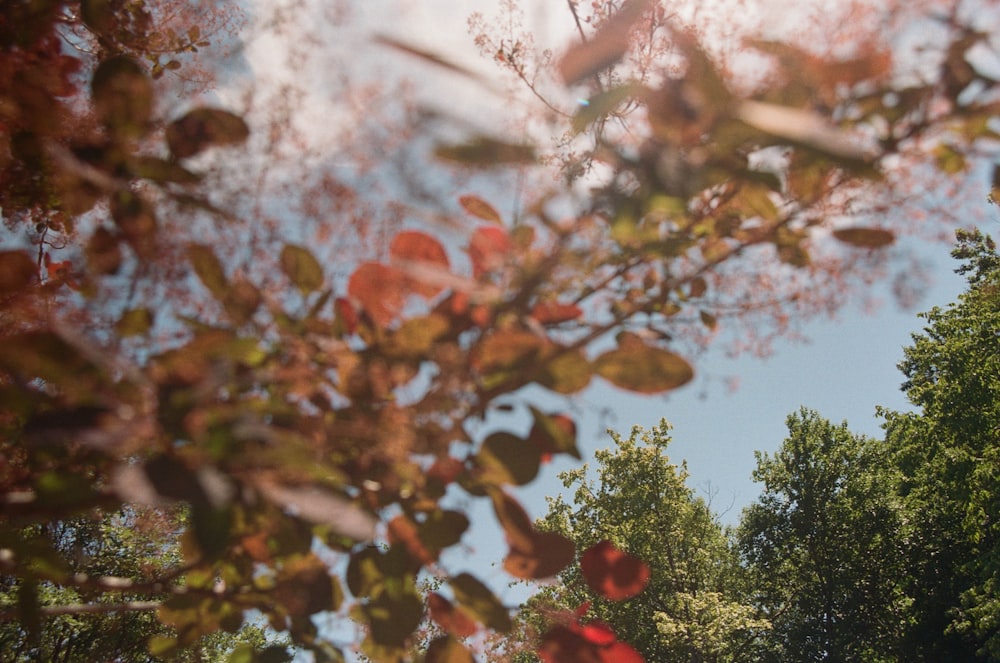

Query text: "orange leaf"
[579, 540, 650, 601]
[468, 226, 511, 278]
[531, 301, 583, 325]
[427, 593, 478, 639]
[390, 230, 450, 298]
[459, 194, 503, 224]
[347, 262, 406, 328]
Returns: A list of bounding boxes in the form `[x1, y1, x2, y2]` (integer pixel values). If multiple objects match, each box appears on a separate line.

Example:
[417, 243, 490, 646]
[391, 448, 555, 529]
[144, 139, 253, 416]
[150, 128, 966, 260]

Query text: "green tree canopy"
[503, 422, 766, 663]
[736, 408, 909, 662]
[880, 228, 1000, 660]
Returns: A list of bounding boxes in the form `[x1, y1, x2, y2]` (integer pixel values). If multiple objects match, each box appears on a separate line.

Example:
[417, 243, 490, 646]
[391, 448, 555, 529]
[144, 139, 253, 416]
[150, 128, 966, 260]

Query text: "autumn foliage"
[2, 1, 1000, 661]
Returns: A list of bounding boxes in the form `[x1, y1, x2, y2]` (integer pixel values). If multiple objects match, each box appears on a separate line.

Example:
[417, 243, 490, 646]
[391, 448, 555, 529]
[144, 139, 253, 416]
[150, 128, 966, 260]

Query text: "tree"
[880, 228, 1000, 660]
[0, 507, 280, 662]
[497, 422, 767, 662]
[736, 409, 910, 662]
[3, 1, 1000, 662]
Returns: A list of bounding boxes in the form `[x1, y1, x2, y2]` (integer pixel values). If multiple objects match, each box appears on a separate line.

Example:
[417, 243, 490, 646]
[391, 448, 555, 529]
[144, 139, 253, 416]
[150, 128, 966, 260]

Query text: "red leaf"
[390, 230, 450, 298]
[580, 540, 650, 601]
[347, 262, 406, 328]
[468, 226, 511, 278]
[602, 641, 645, 663]
[427, 593, 478, 639]
[335, 297, 359, 334]
[579, 622, 617, 646]
[531, 301, 583, 325]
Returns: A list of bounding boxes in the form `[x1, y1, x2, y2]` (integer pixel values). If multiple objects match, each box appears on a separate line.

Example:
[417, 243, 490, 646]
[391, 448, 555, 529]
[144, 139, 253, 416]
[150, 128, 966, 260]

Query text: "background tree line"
[499, 228, 1000, 662]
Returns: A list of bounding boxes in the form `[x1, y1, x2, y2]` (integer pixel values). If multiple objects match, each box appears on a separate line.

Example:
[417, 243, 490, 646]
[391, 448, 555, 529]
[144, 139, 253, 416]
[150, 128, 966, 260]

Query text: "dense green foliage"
[503, 423, 766, 663]
[511, 229, 1000, 661]
[737, 410, 909, 662]
[0, 507, 279, 662]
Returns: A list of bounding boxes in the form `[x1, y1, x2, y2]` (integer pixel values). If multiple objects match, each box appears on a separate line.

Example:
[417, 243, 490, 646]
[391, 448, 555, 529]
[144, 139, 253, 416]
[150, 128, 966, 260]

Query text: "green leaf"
[364, 590, 424, 646]
[594, 333, 694, 393]
[450, 573, 512, 632]
[166, 108, 250, 159]
[188, 244, 229, 300]
[147, 635, 179, 657]
[280, 244, 324, 293]
[476, 432, 541, 486]
[538, 348, 592, 395]
[116, 308, 153, 337]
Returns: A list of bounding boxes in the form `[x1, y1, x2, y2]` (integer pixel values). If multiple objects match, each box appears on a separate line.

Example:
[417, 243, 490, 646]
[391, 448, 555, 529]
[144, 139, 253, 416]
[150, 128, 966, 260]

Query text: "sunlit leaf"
[593, 334, 693, 393]
[167, 108, 250, 159]
[390, 230, 450, 297]
[280, 244, 324, 293]
[476, 432, 541, 486]
[347, 262, 406, 328]
[468, 226, 511, 278]
[459, 195, 503, 224]
[538, 348, 593, 395]
[425, 636, 476, 663]
[428, 593, 478, 638]
[579, 540, 650, 600]
[473, 330, 546, 376]
[832, 227, 895, 249]
[116, 308, 153, 337]
[450, 573, 511, 633]
[531, 301, 583, 325]
[385, 313, 449, 358]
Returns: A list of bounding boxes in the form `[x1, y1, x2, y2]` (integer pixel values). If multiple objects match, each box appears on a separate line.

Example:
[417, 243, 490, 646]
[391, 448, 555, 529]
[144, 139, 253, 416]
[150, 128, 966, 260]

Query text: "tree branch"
[0, 600, 162, 621]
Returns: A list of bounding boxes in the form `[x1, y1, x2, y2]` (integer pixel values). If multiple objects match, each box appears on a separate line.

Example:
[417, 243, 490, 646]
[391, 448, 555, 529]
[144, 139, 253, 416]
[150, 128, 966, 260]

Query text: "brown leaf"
[459, 195, 503, 224]
[166, 108, 249, 159]
[427, 593, 478, 639]
[503, 531, 575, 579]
[0, 250, 37, 295]
[832, 227, 895, 249]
